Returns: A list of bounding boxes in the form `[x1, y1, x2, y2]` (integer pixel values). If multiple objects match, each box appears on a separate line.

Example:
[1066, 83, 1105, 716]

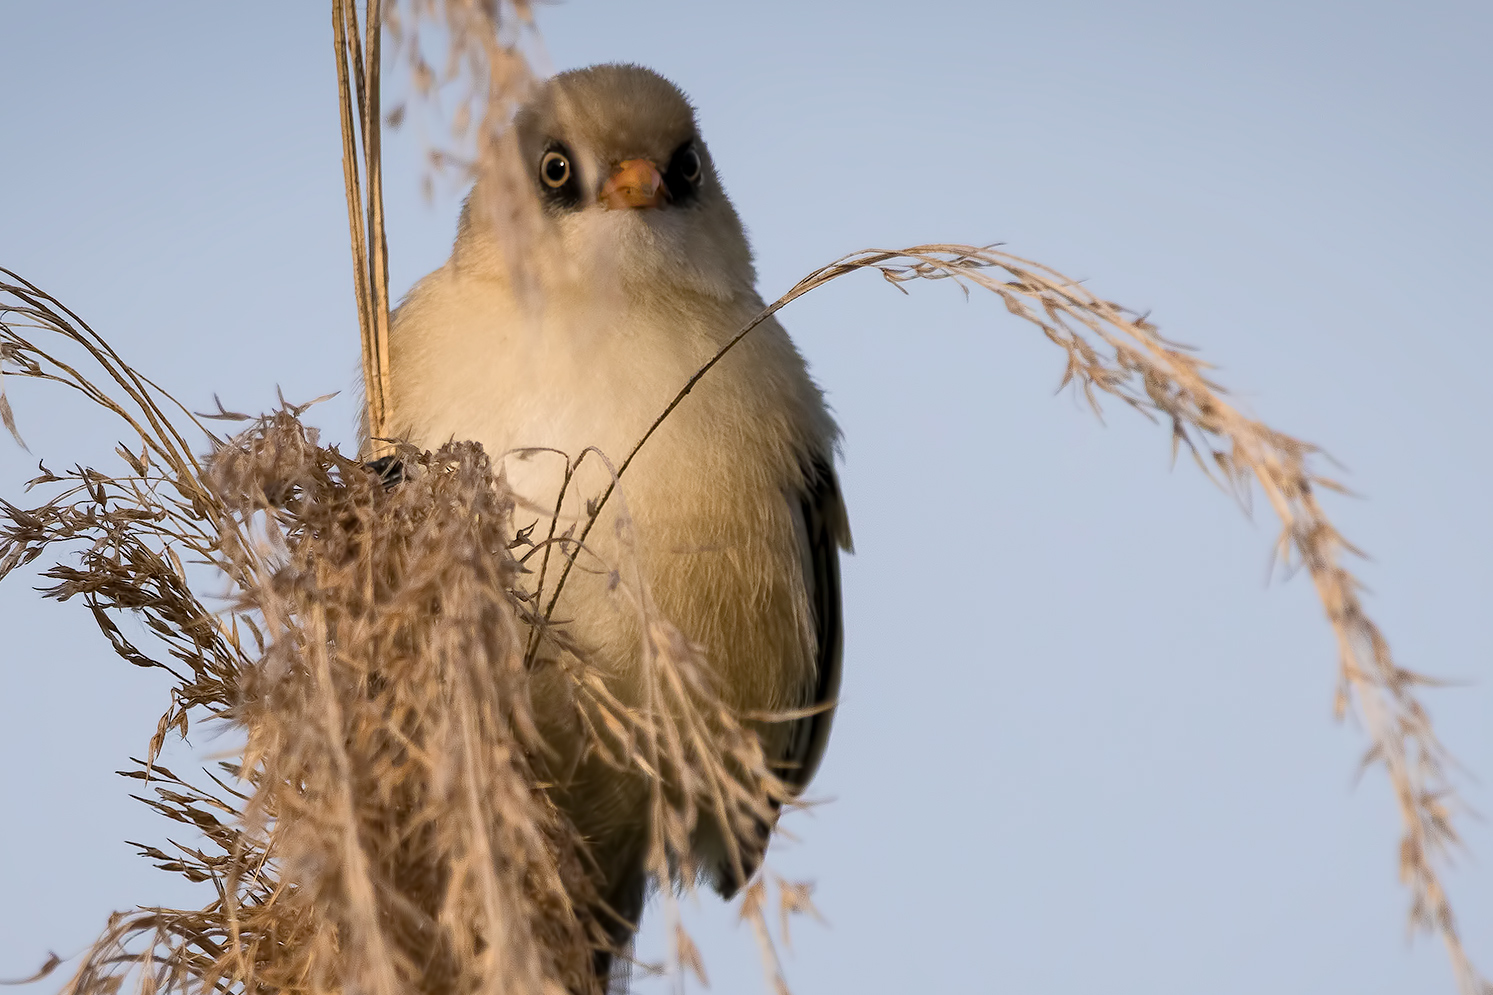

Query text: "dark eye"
[540, 150, 570, 188]
[677, 146, 701, 183]
[661, 142, 704, 207]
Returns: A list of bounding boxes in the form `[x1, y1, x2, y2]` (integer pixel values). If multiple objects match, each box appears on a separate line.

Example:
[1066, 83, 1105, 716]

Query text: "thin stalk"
[333, 0, 379, 443]
[362, 0, 393, 437]
[333, 0, 392, 449]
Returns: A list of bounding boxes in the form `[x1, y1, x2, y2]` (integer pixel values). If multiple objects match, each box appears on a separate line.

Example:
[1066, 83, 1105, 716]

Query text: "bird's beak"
[600, 158, 665, 210]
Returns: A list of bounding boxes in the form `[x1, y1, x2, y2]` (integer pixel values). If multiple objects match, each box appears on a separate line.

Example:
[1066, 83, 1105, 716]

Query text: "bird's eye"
[677, 147, 701, 183]
[540, 150, 571, 188]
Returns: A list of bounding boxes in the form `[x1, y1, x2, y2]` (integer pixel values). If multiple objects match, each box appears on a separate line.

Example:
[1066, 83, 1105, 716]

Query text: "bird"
[380, 63, 851, 985]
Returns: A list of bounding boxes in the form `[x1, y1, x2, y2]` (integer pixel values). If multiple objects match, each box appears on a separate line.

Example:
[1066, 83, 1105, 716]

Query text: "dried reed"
[0, 270, 590, 995]
[342, 0, 549, 446]
[333, 0, 394, 447]
[0, 5, 1484, 995]
[746, 247, 1490, 994]
[534, 242, 1489, 993]
[0, 267, 803, 994]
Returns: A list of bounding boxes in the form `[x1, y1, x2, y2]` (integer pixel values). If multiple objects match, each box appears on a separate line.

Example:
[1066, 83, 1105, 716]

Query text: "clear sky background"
[2, 3, 1489, 993]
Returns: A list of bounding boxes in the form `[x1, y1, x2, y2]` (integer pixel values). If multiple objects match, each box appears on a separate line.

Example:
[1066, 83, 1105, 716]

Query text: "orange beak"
[600, 158, 665, 210]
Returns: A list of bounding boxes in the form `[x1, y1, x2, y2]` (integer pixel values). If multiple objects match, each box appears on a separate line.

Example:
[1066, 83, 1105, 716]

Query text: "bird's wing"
[780, 450, 852, 793]
[716, 450, 850, 900]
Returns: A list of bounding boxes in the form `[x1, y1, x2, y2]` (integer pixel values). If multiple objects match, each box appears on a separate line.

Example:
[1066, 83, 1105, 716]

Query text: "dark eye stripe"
[662, 141, 702, 207]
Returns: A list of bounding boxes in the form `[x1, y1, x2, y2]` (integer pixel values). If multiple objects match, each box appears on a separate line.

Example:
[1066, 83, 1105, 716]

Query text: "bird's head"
[462, 64, 757, 304]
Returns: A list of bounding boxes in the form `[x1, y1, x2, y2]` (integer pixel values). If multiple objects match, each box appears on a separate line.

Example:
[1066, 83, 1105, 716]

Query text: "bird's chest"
[401, 303, 757, 531]
[409, 298, 646, 428]
[390, 286, 813, 746]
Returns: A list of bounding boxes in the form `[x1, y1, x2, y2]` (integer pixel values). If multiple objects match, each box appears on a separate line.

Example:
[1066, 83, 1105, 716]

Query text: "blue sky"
[2, 3, 1489, 993]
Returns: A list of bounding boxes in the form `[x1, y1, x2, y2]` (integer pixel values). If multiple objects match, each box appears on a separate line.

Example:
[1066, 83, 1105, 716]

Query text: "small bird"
[383, 64, 850, 982]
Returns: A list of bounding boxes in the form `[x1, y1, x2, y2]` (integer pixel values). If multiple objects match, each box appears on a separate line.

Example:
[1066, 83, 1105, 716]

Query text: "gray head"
[466, 64, 757, 302]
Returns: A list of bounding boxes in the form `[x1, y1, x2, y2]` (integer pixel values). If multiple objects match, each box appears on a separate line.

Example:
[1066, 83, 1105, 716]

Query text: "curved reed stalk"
[765, 245, 1485, 994]
[533, 243, 1485, 994]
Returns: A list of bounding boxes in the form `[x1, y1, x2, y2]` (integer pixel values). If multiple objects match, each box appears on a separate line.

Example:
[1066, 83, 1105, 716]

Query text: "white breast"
[384, 258, 823, 719]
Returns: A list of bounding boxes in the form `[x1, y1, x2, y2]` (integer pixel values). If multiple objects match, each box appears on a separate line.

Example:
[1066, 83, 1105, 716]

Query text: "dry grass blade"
[1, 274, 616, 995]
[519, 243, 1485, 995]
[1, 262, 787, 994]
[636, 242, 1482, 995]
[212, 429, 605, 995]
